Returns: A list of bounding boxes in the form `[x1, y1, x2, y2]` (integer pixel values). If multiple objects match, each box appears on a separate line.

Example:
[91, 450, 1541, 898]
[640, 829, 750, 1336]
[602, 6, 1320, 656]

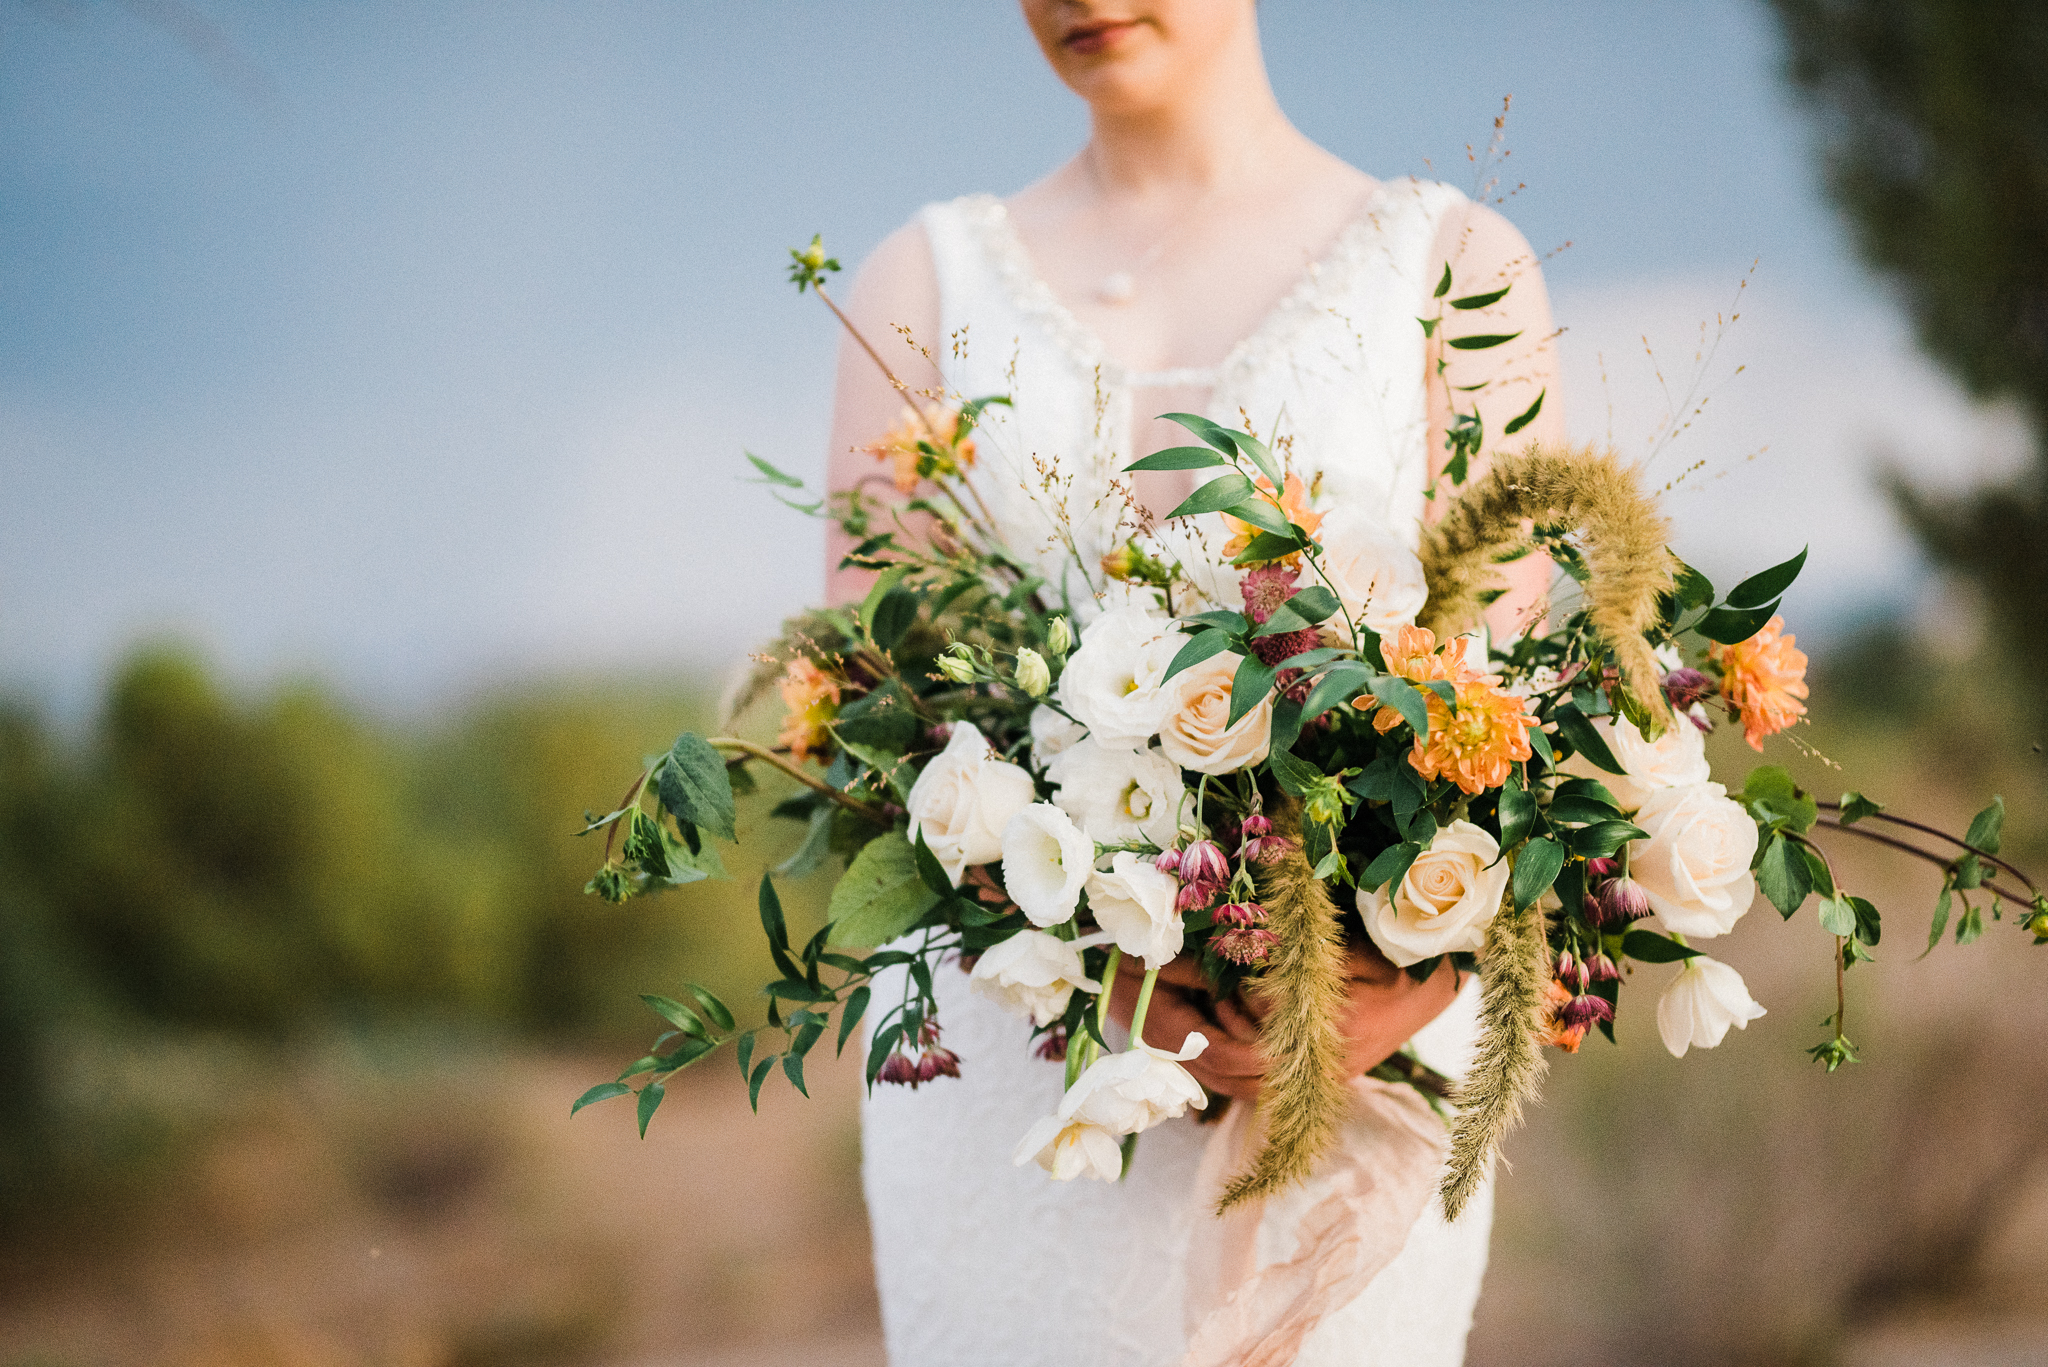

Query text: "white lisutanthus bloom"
[1628, 782, 1760, 938]
[1314, 504, 1430, 633]
[1085, 852, 1184, 968]
[1656, 953, 1767, 1057]
[1559, 712, 1712, 812]
[905, 723, 1037, 885]
[1053, 739, 1184, 848]
[1056, 605, 1183, 748]
[1061, 1032, 1210, 1135]
[1359, 820, 1511, 966]
[1012, 1114, 1124, 1182]
[969, 928, 1101, 1026]
[1029, 704, 1087, 781]
[1001, 803, 1097, 928]
[1014, 648, 1052, 698]
[1157, 652, 1273, 775]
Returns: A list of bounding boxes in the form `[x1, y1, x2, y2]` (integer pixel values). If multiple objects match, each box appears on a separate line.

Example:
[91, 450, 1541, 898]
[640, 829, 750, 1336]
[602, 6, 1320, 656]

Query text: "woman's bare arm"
[1425, 200, 1568, 641]
[823, 220, 946, 605]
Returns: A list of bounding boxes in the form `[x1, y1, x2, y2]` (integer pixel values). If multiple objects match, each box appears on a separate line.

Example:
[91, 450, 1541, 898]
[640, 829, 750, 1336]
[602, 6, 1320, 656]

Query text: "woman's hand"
[1106, 944, 1460, 1101]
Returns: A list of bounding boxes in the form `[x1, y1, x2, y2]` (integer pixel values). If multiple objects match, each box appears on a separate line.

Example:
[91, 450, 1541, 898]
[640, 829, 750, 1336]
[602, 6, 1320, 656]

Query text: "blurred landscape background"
[3, 2, 2044, 1365]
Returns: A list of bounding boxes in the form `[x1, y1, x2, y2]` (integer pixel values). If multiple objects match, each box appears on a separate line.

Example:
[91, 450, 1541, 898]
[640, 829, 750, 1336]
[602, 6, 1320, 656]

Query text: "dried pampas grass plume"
[1219, 800, 1350, 1212]
[1418, 444, 1675, 728]
[1438, 885, 1551, 1219]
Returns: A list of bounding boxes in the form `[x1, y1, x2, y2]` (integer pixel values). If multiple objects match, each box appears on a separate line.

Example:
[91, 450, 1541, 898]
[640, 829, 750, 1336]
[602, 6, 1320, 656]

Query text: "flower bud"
[1034, 1026, 1069, 1062]
[1014, 648, 1051, 698]
[1044, 616, 1072, 656]
[1592, 876, 1651, 926]
[935, 652, 977, 685]
[1214, 925, 1280, 965]
[1180, 840, 1230, 887]
[877, 1053, 919, 1087]
[1176, 879, 1218, 912]
[1662, 667, 1714, 710]
[1240, 813, 1273, 838]
[1152, 848, 1181, 874]
[1583, 856, 1620, 881]
[1554, 950, 1590, 993]
[1100, 540, 1169, 585]
[1587, 951, 1622, 983]
[916, 1047, 962, 1083]
[2029, 909, 2048, 944]
[1215, 901, 1268, 929]
[1302, 774, 1351, 829]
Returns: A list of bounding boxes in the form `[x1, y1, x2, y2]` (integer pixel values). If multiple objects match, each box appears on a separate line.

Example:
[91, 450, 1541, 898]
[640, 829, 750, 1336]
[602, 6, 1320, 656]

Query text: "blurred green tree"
[1769, 0, 2048, 702]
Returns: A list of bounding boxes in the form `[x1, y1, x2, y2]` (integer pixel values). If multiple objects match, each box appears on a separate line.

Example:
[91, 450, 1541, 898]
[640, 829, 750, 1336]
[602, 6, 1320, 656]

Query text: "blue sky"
[1, 1, 2025, 717]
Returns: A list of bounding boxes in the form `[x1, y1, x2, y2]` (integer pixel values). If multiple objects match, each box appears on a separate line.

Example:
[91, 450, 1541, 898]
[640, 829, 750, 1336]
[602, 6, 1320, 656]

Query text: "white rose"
[1359, 820, 1511, 966]
[1656, 954, 1766, 1057]
[1030, 704, 1087, 780]
[969, 929, 1101, 1026]
[1156, 652, 1273, 775]
[1559, 712, 1711, 812]
[1056, 605, 1182, 747]
[1001, 803, 1097, 928]
[1085, 852, 1184, 968]
[1315, 504, 1429, 633]
[1628, 782, 1759, 938]
[1053, 739, 1185, 848]
[1060, 1033, 1209, 1136]
[1012, 1114, 1124, 1182]
[905, 723, 1038, 885]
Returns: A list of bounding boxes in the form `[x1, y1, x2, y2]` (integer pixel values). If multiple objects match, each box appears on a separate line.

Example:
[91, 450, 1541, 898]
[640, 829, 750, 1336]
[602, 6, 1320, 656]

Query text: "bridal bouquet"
[573, 239, 2045, 1215]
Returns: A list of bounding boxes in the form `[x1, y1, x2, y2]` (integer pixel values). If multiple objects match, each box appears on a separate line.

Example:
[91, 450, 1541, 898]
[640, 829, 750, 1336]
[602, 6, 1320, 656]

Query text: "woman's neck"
[1082, 42, 1299, 195]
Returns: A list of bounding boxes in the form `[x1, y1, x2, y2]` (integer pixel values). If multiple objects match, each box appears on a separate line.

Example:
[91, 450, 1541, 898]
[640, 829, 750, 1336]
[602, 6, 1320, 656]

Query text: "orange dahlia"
[776, 656, 841, 763]
[1409, 674, 1536, 794]
[1357, 625, 1483, 734]
[864, 404, 975, 495]
[1709, 614, 1808, 750]
[1221, 472, 1322, 561]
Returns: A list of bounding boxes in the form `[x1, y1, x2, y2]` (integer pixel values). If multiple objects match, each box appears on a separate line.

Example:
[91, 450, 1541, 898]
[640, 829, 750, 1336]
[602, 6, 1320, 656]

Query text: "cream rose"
[1156, 652, 1273, 775]
[1056, 605, 1182, 747]
[1085, 852, 1184, 968]
[1315, 504, 1429, 634]
[1359, 820, 1511, 966]
[1656, 954, 1766, 1057]
[905, 723, 1038, 885]
[1001, 803, 1097, 928]
[1053, 739, 1185, 847]
[1628, 782, 1759, 938]
[1559, 712, 1711, 812]
[969, 928, 1101, 1026]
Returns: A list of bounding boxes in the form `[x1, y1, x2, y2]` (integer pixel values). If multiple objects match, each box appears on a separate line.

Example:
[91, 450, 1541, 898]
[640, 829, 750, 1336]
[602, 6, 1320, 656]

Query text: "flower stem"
[1096, 946, 1122, 1040]
[1810, 818, 2034, 909]
[1128, 967, 1160, 1047]
[1814, 803, 2040, 895]
[705, 737, 893, 824]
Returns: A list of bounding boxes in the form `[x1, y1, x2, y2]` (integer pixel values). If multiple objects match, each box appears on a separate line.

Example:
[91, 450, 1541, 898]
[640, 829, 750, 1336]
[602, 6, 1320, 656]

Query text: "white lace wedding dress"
[861, 179, 1494, 1367]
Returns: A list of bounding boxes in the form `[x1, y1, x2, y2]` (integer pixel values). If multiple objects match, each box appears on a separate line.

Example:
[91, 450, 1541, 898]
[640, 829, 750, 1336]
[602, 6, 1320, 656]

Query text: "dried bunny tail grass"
[1219, 800, 1351, 1213]
[1419, 444, 1675, 725]
[1438, 887, 1551, 1220]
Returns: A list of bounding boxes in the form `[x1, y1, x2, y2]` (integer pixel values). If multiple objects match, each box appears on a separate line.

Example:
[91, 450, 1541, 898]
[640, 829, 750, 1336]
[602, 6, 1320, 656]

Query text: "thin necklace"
[1085, 145, 1237, 307]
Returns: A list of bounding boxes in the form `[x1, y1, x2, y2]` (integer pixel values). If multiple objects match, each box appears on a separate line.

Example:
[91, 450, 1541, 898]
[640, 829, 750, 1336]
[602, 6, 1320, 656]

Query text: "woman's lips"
[1063, 19, 1141, 55]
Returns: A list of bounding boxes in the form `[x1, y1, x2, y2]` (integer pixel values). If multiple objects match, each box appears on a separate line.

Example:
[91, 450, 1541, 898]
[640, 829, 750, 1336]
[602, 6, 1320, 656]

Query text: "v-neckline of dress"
[967, 180, 1395, 389]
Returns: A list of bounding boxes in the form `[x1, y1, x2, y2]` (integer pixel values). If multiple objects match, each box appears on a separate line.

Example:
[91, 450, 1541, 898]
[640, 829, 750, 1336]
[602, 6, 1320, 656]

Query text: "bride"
[825, 3, 1562, 1363]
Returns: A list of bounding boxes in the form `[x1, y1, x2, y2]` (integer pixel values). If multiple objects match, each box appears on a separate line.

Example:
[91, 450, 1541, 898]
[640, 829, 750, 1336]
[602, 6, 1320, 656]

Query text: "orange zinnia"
[863, 404, 975, 495]
[1709, 614, 1808, 750]
[1409, 674, 1536, 794]
[1221, 472, 1323, 561]
[776, 657, 841, 763]
[1356, 625, 1483, 733]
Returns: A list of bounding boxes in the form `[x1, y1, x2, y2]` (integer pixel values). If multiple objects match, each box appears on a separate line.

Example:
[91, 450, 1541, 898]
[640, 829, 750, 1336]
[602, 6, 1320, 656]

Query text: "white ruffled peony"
[1156, 652, 1273, 775]
[905, 723, 1038, 885]
[1085, 852, 1184, 969]
[1001, 803, 1097, 928]
[1628, 782, 1759, 938]
[968, 929, 1101, 1026]
[1359, 820, 1511, 966]
[1012, 1114, 1124, 1182]
[1029, 704, 1087, 781]
[1656, 953, 1767, 1057]
[1053, 739, 1185, 848]
[1061, 1032, 1209, 1135]
[1315, 504, 1430, 633]
[1056, 606, 1183, 747]
[1559, 712, 1711, 812]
